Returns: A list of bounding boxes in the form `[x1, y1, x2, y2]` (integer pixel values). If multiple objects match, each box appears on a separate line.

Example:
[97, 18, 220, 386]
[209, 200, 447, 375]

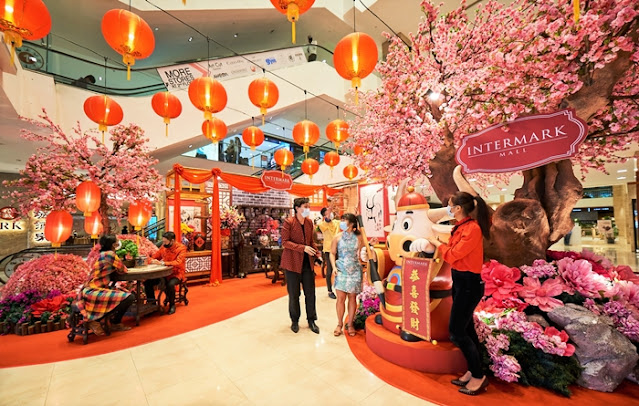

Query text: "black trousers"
[286, 261, 317, 322]
[144, 277, 180, 306]
[323, 251, 334, 292]
[110, 294, 134, 324]
[449, 269, 485, 379]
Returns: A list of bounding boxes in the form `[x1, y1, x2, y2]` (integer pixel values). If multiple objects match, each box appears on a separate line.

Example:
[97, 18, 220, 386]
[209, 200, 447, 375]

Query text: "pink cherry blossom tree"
[2, 110, 163, 233]
[349, 0, 639, 266]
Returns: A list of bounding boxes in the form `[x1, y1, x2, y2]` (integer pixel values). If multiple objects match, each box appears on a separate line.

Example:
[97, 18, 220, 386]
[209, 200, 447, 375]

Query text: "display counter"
[185, 249, 236, 283]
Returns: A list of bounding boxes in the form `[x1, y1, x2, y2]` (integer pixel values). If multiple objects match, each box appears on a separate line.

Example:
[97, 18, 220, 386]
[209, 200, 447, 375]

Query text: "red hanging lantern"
[101, 9, 155, 80]
[44, 210, 73, 248]
[301, 158, 319, 181]
[151, 91, 182, 137]
[323, 151, 340, 176]
[128, 200, 152, 231]
[83, 95, 123, 144]
[333, 32, 378, 103]
[343, 164, 358, 180]
[274, 148, 294, 171]
[292, 119, 320, 156]
[353, 145, 365, 156]
[248, 77, 279, 125]
[326, 119, 349, 151]
[188, 77, 227, 120]
[84, 212, 103, 239]
[202, 118, 227, 143]
[0, 0, 51, 65]
[269, 0, 315, 44]
[242, 126, 265, 151]
[75, 180, 101, 216]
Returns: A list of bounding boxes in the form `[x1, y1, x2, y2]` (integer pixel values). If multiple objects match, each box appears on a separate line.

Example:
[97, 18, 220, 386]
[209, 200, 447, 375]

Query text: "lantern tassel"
[355, 87, 359, 105]
[262, 114, 265, 126]
[330, 167, 333, 178]
[127, 65, 131, 81]
[166, 123, 169, 137]
[102, 131, 105, 144]
[183, 0, 186, 4]
[10, 44, 15, 66]
[573, 0, 580, 23]
[291, 21, 296, 44]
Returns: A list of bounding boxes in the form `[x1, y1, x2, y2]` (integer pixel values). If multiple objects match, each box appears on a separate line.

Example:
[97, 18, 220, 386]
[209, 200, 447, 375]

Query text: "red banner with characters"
[401, 257, 433, 340]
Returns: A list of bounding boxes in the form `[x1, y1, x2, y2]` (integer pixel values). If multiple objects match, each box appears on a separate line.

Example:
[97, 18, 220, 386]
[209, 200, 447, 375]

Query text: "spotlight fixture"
[188, 36, 193, 42]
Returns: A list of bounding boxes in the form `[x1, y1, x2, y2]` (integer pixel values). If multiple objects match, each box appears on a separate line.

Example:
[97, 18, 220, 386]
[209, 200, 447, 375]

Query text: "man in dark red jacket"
[281, 197, 320, 334]
[145, 231, 186, 315]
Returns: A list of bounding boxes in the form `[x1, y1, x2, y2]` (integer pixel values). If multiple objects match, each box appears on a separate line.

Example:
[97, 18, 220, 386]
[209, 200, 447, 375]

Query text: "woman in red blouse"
[427, 191, 490, 396]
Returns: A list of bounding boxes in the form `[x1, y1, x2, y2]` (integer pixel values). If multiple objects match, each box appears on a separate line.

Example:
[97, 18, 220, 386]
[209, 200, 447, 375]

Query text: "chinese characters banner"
[401, 257, 433, 341]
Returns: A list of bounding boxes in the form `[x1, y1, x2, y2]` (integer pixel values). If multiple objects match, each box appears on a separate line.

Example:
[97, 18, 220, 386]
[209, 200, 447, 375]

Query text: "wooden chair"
[264, 248, 286, 286]
[67, 303, 110, 345]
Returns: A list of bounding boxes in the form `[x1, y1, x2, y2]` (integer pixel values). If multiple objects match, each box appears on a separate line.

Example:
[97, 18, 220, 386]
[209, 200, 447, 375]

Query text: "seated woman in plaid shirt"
[78, 235, 135, 335]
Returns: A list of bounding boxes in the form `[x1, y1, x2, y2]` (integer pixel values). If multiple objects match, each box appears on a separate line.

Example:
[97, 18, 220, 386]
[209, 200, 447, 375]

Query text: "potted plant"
[116, 240, 138, 267]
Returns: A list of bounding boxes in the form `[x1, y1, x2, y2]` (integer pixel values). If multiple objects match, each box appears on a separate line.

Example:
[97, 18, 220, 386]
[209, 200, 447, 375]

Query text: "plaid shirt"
[76, 251, 130, 321]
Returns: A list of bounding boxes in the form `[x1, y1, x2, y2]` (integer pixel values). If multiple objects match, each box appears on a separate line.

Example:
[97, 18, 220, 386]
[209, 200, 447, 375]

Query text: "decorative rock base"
[365, 315, 466, 374]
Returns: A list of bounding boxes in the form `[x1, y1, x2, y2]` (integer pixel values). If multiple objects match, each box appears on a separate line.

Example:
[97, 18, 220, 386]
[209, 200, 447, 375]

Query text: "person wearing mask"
[78, 235, 134, 335]
[426, 191, 491, 396]
[144, 231, 187, 315]
[281, 197, 321, 334]
[319, 207, 340, 299]
[330, 213, 364, 337]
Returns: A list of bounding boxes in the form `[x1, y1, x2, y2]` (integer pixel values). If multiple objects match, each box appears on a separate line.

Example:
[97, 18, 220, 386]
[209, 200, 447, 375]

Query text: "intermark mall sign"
[456, 109, 588, 173]
[261, 170, 293, 191]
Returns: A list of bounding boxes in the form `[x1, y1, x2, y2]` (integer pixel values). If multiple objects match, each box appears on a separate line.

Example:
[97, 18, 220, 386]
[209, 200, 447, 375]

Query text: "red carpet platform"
[365, 316, 466, 374]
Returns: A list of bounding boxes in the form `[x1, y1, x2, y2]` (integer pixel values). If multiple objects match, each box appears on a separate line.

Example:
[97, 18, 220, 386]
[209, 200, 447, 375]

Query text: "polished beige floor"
[0, 287, 435, 406]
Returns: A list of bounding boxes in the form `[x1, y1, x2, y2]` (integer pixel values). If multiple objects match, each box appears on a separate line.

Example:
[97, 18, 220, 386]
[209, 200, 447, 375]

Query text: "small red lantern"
[83, 95, 123, 143]
[188, 77, 227, 120]
[248, 77, 279, 125]
[0, 0, 51, 65]
[101, 9, 155, 80]
[274, 148, 294, 172]
[269, 0, 315, 44]
[242, 126, 265, 151]
[323, 151, 340, 176]
[128, 200, 152, 231]
[353, 145, 365, 156]
[301, 158, 319, 181]
[333, 32, 378, 103]
[202, 118, 227, 143]
[326, 119, 349, 151]
[151, 91, 182, 137]
[292, 119, 320, 156]
[44, 210, 73, 248]
[75, 180, 101, 216]
[84, 212, 103, 239]
[343, 164, 358, 180]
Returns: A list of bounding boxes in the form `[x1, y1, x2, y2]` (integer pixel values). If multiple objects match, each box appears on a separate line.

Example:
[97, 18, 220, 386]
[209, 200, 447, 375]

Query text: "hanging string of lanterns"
[0, 0, 51, 65]
[151, 91, 182, 137]
[269, 0, 315, 44]
[101, 9, 155, 81]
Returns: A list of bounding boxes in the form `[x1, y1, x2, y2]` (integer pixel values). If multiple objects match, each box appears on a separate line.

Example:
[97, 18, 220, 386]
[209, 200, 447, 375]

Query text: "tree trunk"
[99, 193, 110, 235]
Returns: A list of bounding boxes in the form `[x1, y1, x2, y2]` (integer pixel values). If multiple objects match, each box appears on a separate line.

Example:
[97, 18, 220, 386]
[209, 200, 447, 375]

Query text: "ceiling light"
[234, 33, 238, 38]
[322, 59, 326, 63]
[617, 176, 627, 180]
[487, 184, 494, 187]
[618, 169, 628, 173]
[188, 36, 193, 42]
[188, 144, 192, 148]
[155, 27, 159, 31]
[98, 76, 102, 81]
[501, 188, 507, 191]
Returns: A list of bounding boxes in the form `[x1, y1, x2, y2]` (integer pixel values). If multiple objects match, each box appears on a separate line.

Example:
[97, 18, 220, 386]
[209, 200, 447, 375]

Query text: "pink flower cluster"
[495, 311, 576, 357]
[1, 254, 90, 300]
[218, 205, 245, 230]
[85, 235, 159, 268]
[484, 333, 522, 382]
[585, 299, 639, 342]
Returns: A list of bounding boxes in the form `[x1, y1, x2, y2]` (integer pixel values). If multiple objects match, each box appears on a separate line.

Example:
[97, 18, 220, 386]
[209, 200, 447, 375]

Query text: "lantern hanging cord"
[304, 90, 307, 119]
[143, 0, 362, 120]
[104, 57, 108, 91]
[353, 0, 356, 32]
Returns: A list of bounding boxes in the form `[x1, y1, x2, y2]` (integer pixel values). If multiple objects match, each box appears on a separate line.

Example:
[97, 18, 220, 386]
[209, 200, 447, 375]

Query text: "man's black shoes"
[309, 321, 320, 334]
[168, 305, 176, 315]
[291, 321, 299, 333]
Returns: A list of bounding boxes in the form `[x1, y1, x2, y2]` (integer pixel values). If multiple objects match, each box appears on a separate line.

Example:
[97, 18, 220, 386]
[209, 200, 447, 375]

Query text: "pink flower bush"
[519, 277, 564, 311]
[481, 260, 522, 300]
[520, 259, 557, 279]
[556, 257, 610, 298]
[1, 254, 90, 299]
[495, 311, 576, 357]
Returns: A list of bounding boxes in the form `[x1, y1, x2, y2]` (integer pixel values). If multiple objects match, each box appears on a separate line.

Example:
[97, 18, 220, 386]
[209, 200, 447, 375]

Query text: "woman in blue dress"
[330, 213, 365, 337]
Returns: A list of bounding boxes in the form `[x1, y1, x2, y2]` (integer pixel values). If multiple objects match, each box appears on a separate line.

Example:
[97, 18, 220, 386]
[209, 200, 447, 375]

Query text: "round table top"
[114, 264, 173, 281]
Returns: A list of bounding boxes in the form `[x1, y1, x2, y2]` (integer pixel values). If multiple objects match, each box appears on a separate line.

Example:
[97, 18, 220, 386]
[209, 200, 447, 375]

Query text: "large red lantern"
[188, 77, 227, 120]
[75, 181, 101, 216]
[242, 126, 264, 150]
[292, 119, 320, 156]
[343, 164, 358, 180]
[333, 32, 378, 102]
[0, 0, 51, 65]
[83, 95, 123, 143]
[101, 9, 155, 80]
[84, 212, 103, 239]
[202, 118, 227, 143]
[248, 77, 279, 125]
[269, 0, 315, 44]
[128, 200, 152, 230]
[151, 91, 182, 137]
[323, 151, 340, 176]
[301, 158, 319, 181]
[44, 210, 73, 248]
[274, 148, 294, 172]
[325, 119, 349, 151]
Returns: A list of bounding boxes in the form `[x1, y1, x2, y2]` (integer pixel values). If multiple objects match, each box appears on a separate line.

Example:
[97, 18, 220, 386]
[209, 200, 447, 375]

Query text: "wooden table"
[113, 264, 172, 326]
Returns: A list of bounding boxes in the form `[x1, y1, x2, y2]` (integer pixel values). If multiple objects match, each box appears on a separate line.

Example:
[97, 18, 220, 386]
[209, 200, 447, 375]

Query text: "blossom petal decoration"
[519, 277, 564, 311]
[481, 259, 522, 300]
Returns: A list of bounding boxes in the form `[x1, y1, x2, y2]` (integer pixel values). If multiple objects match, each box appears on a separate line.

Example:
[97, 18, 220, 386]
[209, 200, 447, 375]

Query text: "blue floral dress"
[334, 231, 363, 294]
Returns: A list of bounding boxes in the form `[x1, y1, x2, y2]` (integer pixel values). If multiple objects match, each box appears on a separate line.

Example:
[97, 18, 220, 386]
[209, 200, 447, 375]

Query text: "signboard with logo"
[0, 206, 25, 232]
[260, 170, 293, 191]
[157, 47, 307, 91]
[401, 257, 433, 341]
[456, 109, 588, 173]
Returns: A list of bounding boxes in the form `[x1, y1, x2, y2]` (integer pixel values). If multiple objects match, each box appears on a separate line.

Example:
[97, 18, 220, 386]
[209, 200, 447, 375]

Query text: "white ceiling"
[0, 0, 635, 195]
